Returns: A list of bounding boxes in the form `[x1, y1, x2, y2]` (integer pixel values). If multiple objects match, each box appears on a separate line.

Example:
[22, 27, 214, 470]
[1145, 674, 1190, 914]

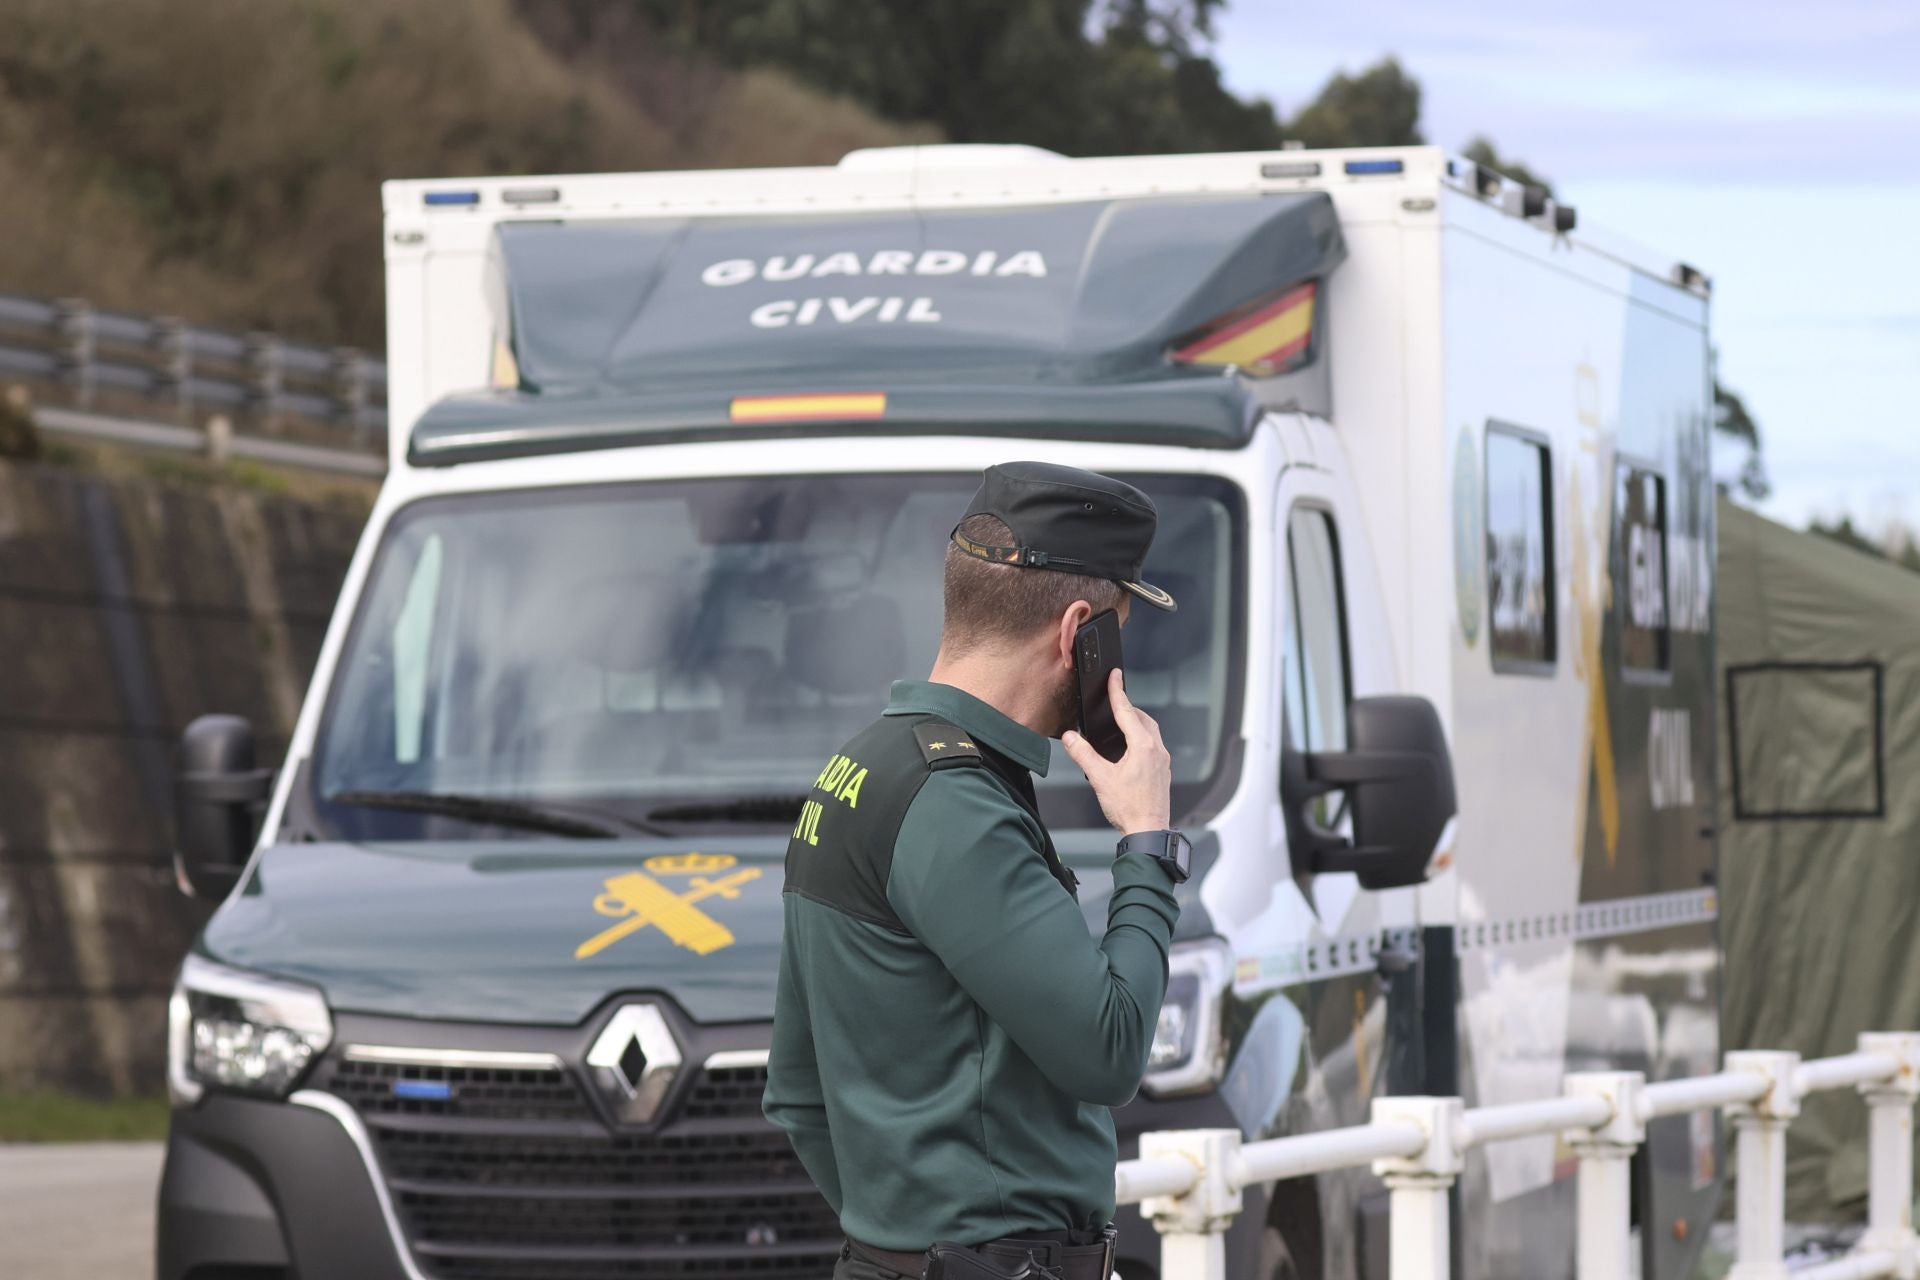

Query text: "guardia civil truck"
[158, 143, 1720, 1280]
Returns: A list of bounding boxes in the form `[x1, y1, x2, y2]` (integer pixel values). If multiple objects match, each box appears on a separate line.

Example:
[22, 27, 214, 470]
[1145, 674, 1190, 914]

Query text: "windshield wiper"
[647, 794, 810, 825]
[329, 789, 657, 839]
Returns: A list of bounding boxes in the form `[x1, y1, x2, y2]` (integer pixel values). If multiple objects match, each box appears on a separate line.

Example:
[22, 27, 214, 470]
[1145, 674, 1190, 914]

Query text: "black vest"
[784, 713, 1076, 933]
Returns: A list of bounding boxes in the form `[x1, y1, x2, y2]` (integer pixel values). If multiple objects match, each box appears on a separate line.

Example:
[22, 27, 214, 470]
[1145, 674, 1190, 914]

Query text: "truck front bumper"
[158, 1091, 415, 1280]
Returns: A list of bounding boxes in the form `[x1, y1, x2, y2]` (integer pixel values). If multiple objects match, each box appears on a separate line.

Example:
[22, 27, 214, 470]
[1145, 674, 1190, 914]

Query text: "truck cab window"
[1486, 425, 1557, 671]
[1617, 463, 1670, 672]
[391, 534, 443, 763]
[1282, 507, 1350, 754]
[310, 473, 1245, 838]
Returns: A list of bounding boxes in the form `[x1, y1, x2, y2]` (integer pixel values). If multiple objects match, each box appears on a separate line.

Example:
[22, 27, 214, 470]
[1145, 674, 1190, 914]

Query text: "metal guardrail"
[0, 291, 387, 474]
[1117, 1033, 1920, 1280]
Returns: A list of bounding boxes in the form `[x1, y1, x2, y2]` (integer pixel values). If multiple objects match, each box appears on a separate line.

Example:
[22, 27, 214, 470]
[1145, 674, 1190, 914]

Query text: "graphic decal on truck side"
[574, 855, 763, 959]
[1568, 447, 1623, 868]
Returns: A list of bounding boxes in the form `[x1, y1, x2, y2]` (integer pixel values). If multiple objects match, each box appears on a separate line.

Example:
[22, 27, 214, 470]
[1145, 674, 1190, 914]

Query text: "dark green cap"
[951, 461, 1176, 612]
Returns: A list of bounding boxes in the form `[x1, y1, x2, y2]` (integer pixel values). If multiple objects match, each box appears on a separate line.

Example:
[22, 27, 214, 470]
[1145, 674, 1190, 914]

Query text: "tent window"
[1727, 662, 1885, 820]
[1485, 425, 1556, 673]
[1617, 464, 1669, 672]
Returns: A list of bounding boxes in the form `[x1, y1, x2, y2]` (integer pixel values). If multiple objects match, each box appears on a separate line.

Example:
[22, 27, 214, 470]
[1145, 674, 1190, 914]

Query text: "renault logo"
[586, 1004, 682, 1124]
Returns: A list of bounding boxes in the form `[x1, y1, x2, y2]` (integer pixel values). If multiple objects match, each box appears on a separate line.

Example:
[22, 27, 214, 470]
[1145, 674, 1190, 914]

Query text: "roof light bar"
[1672, 263, 1710, 294]
[1262, 161, 1323, 179]
[423, 191, 481, 207]
[502, 187, 561, 206]
[1344, 159, 1404, 176]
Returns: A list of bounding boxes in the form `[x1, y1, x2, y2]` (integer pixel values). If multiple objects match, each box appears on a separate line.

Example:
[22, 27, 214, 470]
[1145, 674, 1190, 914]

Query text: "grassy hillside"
[0, 0, 930, 350]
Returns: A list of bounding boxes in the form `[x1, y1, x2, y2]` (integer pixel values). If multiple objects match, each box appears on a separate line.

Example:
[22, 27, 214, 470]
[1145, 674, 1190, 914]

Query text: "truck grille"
[316, 1055, 839, 1280]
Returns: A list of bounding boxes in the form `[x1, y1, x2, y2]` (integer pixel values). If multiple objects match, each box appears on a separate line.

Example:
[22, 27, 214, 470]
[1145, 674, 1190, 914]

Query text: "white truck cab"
[160, 144, 1718, 1280]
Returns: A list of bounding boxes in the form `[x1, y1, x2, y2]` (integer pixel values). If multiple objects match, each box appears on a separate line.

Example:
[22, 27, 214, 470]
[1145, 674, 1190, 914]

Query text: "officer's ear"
[1053, 600, 1094, 671]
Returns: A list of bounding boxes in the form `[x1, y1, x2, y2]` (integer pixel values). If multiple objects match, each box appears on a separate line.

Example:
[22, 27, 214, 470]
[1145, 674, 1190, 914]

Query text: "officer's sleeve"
[763, 921, 845, 1213]
[886, 768, 1179, 1107]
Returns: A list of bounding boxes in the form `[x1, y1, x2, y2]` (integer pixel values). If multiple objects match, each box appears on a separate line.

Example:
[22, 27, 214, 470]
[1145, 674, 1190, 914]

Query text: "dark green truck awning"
[413, 192, 1345, 466]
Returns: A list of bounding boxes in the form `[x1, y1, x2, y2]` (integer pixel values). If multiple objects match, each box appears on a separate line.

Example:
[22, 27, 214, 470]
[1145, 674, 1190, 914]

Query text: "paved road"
[0, 1142, 161, 1279]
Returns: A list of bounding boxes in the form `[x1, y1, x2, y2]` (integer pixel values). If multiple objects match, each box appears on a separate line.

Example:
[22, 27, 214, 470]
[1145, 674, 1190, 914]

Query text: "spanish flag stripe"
[731, 393, 887, 422]
[1178, 300, 1314, 369]
[1253, 330, 1312, 367]
[1178, 283, 1316, 352]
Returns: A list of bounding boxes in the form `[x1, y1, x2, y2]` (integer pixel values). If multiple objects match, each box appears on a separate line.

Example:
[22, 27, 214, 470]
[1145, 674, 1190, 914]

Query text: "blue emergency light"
[1344, 159, 1406, 176]
[392, 1079, 455, 1101]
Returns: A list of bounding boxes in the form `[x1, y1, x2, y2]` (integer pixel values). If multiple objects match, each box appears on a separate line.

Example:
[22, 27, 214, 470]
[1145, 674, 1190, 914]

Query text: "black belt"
[848, 1228, 1116, 1279]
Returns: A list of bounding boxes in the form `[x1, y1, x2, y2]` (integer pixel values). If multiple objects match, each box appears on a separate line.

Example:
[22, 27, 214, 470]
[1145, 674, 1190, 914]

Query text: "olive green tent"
[1718, 495, 1920, 1218]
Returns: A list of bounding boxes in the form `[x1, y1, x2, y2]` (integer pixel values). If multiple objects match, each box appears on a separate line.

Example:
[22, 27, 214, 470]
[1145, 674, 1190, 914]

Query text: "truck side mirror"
[1282, 695, 1457, 890]
[175, 714, 274, 900]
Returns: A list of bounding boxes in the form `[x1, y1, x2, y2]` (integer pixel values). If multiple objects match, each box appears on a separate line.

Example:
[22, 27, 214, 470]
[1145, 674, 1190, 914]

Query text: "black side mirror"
[1282, 695, 1457, 890]
[175, 715, 273, 900]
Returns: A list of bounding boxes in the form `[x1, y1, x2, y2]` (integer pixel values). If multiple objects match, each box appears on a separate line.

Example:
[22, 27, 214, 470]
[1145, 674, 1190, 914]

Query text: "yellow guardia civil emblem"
[574, 853, 761, 960]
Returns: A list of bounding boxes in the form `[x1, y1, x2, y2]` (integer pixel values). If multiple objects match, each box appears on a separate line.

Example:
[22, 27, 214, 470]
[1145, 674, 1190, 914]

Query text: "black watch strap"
[1117, 829, 1190, 883]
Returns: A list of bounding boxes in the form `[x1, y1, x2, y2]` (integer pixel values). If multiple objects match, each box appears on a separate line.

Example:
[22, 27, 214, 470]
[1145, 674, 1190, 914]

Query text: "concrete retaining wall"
[0, 460, 367, 1093]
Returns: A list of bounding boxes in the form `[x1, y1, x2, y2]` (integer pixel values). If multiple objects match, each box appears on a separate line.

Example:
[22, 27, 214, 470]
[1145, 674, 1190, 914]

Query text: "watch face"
[1169, 831, 1192, 879]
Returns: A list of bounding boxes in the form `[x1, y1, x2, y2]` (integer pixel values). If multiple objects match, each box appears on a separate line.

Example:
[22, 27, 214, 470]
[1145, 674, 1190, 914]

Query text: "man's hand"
[1061, 668, 1171, 834]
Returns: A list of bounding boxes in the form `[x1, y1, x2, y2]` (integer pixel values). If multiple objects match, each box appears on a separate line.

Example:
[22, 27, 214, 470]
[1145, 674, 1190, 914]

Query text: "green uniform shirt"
[764, 679, 1180, 1250]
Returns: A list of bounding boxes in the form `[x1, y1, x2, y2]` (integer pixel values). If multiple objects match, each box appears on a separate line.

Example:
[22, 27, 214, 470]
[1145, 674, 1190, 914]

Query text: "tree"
[567, 0, 1288, 157]
[1713, 366, 1771, 501]
[1460, 135, 1553, 195]
[1100, 0, 1229, 52]
[1283, 57, 1422, 149]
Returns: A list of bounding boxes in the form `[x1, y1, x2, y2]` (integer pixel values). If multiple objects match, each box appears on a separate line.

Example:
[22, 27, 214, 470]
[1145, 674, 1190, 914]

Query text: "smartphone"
[1071, 608, 1128, 763]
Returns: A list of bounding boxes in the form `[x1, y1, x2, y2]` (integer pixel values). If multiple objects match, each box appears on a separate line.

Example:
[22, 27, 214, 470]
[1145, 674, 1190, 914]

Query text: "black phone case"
[1071, 609, 1127, 763]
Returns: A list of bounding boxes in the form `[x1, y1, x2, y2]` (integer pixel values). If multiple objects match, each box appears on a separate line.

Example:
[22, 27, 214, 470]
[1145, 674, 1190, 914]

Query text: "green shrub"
[0, 0, 921, 350]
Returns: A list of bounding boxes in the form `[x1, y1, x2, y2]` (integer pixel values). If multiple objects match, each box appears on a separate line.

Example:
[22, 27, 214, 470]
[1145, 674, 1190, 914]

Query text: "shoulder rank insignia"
[914, 723, 983, 770]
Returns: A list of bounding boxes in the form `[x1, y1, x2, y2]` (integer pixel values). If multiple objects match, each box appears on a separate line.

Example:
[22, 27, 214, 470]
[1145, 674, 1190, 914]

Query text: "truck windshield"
[308, 472, 1243, 839]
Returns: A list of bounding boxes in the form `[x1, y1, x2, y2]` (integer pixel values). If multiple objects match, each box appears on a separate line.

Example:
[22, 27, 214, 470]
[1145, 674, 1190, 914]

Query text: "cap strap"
[949, 527, 1086, 571]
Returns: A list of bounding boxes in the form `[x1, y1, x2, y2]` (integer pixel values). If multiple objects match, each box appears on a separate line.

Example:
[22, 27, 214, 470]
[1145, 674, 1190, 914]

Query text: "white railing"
[1116, 1033, 1920, 1280]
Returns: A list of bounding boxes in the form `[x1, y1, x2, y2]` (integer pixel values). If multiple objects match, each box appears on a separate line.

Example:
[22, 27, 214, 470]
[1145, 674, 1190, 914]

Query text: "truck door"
[1274, 467, 1382, 1115]
[1275, 459, 1452, 1280]
[1276, 467, 1357, 900]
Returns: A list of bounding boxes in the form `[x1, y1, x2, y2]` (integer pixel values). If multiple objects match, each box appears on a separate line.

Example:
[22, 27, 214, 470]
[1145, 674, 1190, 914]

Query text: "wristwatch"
[1117, 829, 1192, 884]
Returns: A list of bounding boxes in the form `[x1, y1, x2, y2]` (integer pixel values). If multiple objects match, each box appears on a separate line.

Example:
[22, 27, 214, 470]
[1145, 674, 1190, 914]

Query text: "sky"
[1210, 0, 1920, 538]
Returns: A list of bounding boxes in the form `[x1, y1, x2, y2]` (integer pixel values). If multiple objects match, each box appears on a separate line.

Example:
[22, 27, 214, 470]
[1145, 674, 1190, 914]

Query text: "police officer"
[766, 461, 1192, 1280]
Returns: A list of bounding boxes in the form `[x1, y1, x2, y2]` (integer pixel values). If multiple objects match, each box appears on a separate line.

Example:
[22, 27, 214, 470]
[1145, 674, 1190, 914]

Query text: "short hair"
[942, 514, 1126, 654]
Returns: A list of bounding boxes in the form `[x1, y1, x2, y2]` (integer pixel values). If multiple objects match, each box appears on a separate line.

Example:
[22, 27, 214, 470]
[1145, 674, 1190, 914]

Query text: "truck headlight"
[1142, 938, 1232, 1098]
[168, 955, 332, 1105]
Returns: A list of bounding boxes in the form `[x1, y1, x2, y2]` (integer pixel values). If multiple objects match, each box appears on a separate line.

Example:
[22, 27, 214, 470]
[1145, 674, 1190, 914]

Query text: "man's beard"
[1045, 666, 1078, 739]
